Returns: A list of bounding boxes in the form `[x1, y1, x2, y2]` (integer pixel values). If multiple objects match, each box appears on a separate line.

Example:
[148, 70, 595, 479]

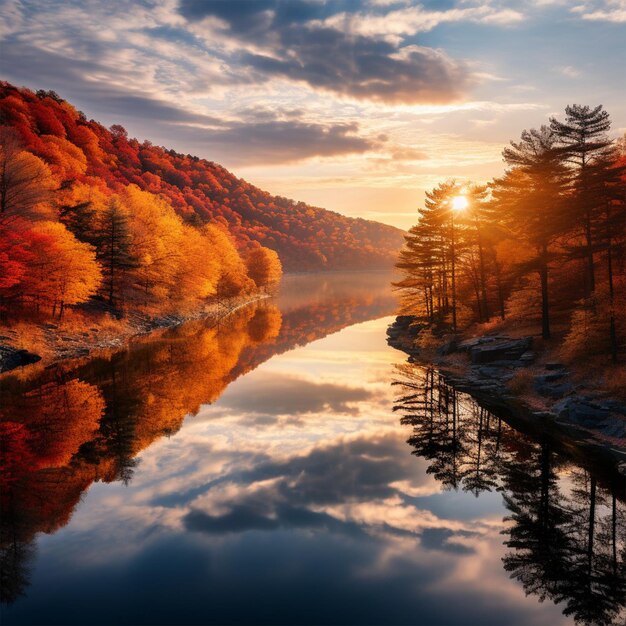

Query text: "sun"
[452, 195, 468, 211]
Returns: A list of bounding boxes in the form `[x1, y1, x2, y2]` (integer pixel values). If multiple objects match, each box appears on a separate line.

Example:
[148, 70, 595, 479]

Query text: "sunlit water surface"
[1, 272, 624, 625]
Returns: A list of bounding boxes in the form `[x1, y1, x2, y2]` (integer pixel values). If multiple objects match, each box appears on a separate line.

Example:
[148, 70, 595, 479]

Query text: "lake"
[1, 272, 624, 626]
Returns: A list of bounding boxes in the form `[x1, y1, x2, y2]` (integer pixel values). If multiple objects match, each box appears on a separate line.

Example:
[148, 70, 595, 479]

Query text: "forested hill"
[0, 83, 404, 271]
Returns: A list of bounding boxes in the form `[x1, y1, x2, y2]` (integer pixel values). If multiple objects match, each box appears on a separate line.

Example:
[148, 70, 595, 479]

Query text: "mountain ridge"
[0, 82, 404, 271]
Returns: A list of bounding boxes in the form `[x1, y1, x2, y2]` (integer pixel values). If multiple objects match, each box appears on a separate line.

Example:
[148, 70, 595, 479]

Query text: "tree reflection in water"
[393, 364, 626, 626]
[0, 273, 397, 606]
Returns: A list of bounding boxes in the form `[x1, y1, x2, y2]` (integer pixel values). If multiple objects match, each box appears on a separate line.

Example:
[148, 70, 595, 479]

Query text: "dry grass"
[580, 361, 626, 401]
[507, 368, 535, 395]
[7, 321, 54, 360]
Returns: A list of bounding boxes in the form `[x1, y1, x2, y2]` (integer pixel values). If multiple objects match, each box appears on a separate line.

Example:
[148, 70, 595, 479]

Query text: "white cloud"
[557, 65, 582, 77]
[319, 3, 524, 42]
[571, 0, 626, 21]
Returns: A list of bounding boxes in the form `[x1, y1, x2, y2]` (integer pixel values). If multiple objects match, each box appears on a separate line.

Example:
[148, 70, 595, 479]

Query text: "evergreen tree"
[59, 198, 98, 245]
[550, 105, 613, 294]
[96, 197, 137, 308]
[493, 126, 570, 339]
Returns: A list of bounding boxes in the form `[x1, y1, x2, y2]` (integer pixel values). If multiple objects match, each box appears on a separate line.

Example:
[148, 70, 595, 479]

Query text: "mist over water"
[1, 272, 624, 626]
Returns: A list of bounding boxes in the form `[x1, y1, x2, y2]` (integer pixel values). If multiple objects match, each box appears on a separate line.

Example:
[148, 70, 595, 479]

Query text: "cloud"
[420, 527, 476, 554]
[218, 371, 377, 417]
[179, 0, 475, 104]
[572, 0, 626, 22]
[320, 3, 524, 40]
[179, 119, 379, 165]
[0, 37, 379, 165]
[184, 503, 366, 536]
[556, 65, 581, 78]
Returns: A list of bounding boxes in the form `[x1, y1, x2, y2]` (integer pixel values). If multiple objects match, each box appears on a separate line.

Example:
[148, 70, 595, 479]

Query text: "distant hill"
[0, 82, 404, 271]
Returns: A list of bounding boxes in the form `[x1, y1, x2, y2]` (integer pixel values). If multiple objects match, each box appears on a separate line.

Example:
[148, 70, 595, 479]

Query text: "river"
[1, 272, 624, 625]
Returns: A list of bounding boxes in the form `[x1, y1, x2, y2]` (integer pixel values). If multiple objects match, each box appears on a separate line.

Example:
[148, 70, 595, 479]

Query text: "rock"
[545, 371, 569, 382]
[534, 372, 568, 386]
[546, 383, 573, 399]
[532, 411, 555, 420]
[469, 337, 533, 364]
[601, 420, 626, 438]
[0, 346, 42, 372]
[519, 351, 535, 364]
[437, 339, 458, 356]
[545, 362, 566, 370]
[600, 400, 626, 416]
[567, 400, 610, 425]
[534, 373, 574, 399]
[458, 336, 498, 352]
[552, 398, 571, 418]
[476, 366, 515, 381]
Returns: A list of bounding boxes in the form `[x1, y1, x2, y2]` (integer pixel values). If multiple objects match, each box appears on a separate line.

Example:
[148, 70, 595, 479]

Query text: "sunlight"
[452, 194, 469, 211]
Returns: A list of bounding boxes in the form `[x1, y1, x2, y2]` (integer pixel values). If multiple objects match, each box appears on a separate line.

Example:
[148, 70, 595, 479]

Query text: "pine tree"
[59, 198, 97, 245]
[550, 105, 613, 294]
[96, 197, 137, 308]
[494, 126, 570, 339]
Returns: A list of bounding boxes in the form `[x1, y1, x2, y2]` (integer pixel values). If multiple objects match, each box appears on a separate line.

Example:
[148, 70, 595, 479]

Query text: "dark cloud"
[184, 504, 365, 537]
[0, 40, 224, 126]
[179, 0, 332, 31]
[219, 372, 376, 416]
[1, 39, 378, 165]
[180, 0, 473, 104]
[176, 119, 378, 165]
[240, 435, 414, 508]
[241, 34, 469, 104]
[420, 528, 476, 554]
[180, 434, 415, 539]
[159, 432, 425, 514]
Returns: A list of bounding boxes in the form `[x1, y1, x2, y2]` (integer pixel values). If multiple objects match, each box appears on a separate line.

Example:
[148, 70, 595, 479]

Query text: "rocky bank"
[0, 295, 269, 374]
[388, 315, 626, 473]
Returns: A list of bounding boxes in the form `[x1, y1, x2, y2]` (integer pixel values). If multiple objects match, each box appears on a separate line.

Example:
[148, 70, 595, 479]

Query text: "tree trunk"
[585, 210, 595, 294]
[606, 202, 617, 363]
[540, 244, 550, 340]
[494, 261, 505, 320]
[587, 475, 596, 578]
[477, 227, 489, 320]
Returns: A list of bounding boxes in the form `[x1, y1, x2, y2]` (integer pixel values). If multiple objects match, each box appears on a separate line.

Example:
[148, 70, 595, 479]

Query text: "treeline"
[0, 125, 282, 319]
[0, 83, 404, 272]
[396, 105, 626, 362]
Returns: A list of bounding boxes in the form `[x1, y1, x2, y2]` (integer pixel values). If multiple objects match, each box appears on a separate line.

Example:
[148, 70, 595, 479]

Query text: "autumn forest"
[1, 1, 626, 622]
[396, 105, 626, 367]
[0, 82, 403, 333]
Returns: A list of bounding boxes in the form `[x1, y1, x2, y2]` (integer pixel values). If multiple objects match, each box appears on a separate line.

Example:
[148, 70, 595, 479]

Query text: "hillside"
[0, 82, 404, 271]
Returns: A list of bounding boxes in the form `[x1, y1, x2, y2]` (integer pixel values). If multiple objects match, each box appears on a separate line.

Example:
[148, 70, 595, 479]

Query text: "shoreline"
[387, 315, 626, 477]
[0, 293, 271, 375]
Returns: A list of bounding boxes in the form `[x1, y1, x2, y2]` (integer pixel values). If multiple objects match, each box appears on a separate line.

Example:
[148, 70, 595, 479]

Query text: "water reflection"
[0, 272, 396, 608]
[394, 364, 626, 626]
[2, 273, 624, 626]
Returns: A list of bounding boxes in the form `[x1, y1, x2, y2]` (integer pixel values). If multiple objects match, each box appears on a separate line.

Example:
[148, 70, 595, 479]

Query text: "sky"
[0, 0, 625, 230]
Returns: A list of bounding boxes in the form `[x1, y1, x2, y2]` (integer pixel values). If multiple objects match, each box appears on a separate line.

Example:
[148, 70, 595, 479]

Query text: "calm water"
[1, 272, 624, 626]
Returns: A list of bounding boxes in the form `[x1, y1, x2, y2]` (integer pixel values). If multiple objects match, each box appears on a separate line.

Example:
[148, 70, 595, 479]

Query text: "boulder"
[519, 351, 535, 364]
[458, 336, 497, 352]
[469, 337, 533, 364]
[0, 346, 42, 372]
[567, 399, 610, 425]
[545, 362, 566, 371]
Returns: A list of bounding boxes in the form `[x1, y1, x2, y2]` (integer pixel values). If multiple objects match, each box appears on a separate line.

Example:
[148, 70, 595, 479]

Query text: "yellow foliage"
[22, 221, 101, 312]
